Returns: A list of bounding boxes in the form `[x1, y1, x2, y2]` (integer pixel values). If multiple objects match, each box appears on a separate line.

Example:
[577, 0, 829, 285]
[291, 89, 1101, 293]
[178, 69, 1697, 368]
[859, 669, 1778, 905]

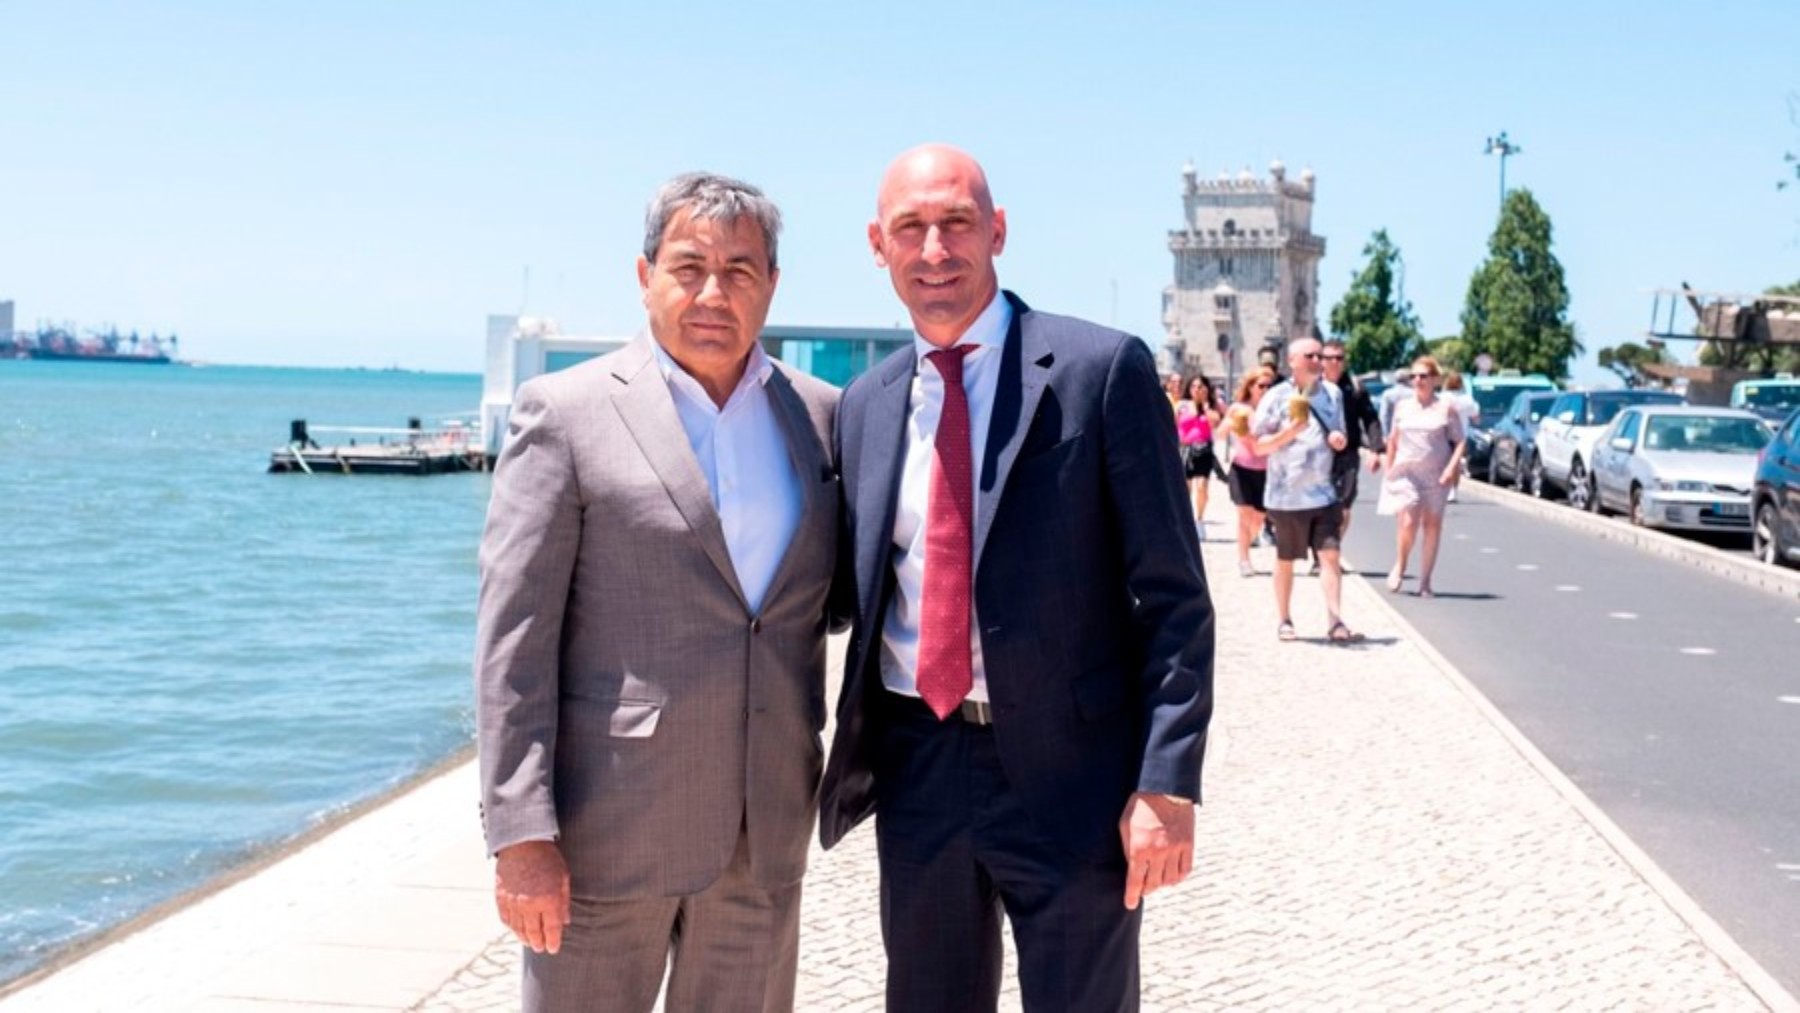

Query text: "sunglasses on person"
[1410, 372, 1437, 381]
[1253, 380, 1273, 389]
[1321, 354, 1345, 362]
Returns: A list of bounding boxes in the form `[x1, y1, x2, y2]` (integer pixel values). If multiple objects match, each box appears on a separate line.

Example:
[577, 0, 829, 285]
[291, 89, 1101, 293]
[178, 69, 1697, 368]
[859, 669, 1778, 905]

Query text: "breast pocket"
[605, 700, 662, 738]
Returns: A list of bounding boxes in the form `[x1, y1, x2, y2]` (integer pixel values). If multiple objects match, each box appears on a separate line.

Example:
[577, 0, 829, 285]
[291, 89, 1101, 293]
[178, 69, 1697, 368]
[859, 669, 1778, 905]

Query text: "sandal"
[1328, 621, 1364, 644]
[1239, 560, 1255, 578]
[1277, 620, 1297, 642]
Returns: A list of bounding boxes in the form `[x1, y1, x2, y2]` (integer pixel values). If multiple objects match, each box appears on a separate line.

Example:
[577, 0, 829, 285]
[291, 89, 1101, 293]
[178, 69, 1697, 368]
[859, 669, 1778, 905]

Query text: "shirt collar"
[650, 338, 774, 406]
[910, 290, 1010, 363]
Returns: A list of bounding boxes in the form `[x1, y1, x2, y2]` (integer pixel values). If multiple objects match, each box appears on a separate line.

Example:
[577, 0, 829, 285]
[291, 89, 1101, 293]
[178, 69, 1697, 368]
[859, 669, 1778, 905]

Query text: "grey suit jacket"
[475, 335, 840, 898]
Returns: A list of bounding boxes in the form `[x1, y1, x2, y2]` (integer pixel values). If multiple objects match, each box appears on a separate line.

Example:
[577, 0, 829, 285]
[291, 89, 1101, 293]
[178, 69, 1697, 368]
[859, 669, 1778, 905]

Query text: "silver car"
[1586, 405, 1773, 530]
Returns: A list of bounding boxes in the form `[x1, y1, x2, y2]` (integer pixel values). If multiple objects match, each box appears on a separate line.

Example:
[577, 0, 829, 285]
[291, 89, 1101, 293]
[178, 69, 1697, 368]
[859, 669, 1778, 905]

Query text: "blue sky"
[3, 1, 1796, 377]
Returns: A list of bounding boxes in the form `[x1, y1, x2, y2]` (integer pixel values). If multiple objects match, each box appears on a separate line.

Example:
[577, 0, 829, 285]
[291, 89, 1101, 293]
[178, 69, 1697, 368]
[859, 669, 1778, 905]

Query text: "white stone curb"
[1348, 571, 1800, 1013]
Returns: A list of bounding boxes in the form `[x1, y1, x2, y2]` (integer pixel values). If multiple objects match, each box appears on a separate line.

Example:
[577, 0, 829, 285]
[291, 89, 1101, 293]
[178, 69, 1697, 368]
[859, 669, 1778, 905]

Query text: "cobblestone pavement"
[415, 506, 1781, 1012]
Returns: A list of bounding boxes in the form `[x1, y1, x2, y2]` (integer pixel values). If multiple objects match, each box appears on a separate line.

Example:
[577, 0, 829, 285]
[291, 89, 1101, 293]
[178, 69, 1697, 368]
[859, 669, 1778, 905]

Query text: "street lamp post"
[1483, 131, 1522, 212]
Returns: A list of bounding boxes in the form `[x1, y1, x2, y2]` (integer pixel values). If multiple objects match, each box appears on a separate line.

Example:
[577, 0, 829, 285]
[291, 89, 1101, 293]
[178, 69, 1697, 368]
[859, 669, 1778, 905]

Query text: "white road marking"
[1517, 564, 1539, 571]
[1480, 547, 1499, 554]
[1609, 611, 1639, 620]
[1778, 696, 1800, 706]
[1555, 585, 1581, 592]
[1679, 647, 1718, 657]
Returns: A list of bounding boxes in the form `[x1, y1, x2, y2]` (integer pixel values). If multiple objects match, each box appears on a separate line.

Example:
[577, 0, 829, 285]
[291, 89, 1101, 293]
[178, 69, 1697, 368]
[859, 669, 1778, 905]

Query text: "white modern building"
[1163, 161, 1325, 394]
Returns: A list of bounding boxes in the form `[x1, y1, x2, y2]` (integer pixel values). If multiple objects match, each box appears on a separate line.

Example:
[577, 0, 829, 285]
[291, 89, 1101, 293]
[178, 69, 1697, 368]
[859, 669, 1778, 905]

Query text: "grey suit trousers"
[523, 826, 801, 1013]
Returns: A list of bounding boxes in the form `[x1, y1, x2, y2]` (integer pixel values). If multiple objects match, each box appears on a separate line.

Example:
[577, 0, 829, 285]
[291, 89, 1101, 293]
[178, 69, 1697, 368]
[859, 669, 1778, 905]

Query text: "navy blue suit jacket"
[818, 292, 1214, 859]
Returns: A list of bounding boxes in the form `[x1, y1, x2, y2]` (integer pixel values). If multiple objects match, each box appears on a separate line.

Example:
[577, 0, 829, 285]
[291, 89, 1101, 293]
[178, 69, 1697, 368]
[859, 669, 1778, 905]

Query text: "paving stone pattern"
[417, 518, 1769, 1012]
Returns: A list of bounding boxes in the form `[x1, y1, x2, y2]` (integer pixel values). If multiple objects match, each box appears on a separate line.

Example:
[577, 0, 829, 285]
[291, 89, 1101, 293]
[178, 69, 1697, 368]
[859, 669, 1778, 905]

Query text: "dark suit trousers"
[874, 695, 1141, 1013]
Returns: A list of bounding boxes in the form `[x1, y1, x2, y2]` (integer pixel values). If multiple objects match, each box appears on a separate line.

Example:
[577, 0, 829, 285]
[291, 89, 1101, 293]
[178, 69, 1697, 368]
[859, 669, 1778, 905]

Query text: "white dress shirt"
[880, 293, 1011, 702]
[652, 340, 801, 615]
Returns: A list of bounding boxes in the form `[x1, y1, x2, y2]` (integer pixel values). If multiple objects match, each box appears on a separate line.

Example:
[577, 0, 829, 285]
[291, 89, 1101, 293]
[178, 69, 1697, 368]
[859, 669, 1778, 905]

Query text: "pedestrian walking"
[1226, 366, 1275, 578]
[1253, 337, 1360, 643]
[1318, 339, 1381, 574]
[1178, 375, 1222, 533]
[1378, 356, 1466, 598]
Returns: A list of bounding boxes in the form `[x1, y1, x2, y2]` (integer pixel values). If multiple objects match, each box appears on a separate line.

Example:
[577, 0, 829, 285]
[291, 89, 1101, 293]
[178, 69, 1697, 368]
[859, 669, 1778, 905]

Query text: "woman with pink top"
[1226, 366, 1277, 578]
[1175, 374, 1222, 530]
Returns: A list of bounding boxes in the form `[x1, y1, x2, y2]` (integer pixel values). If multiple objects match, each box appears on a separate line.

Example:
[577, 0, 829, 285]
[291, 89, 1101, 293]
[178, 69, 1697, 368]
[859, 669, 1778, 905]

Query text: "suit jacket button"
[750, 618, 763, 634]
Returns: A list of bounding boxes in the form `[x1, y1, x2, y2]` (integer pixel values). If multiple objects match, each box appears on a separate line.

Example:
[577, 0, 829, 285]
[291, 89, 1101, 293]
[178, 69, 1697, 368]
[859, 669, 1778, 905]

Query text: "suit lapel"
[756, 365, 827, 611]
[856, 347, 916, 623]
[974, 293, 1051, 573]
[610, 335, 748, 609]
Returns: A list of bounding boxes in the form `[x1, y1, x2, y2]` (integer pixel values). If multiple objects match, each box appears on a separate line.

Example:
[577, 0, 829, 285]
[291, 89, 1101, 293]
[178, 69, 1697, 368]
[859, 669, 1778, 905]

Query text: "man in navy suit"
[818, 144, 1214, 1012]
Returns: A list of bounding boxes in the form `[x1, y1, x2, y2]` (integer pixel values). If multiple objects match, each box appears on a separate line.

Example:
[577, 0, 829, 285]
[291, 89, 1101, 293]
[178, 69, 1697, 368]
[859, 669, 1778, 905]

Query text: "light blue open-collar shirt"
[651, 339, 801, 615]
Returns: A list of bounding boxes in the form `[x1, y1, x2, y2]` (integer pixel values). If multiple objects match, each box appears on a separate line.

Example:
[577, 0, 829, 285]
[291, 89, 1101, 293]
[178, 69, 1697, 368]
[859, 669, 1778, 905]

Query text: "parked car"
[1530, 389, 1686, 506]
[1752, 408, 1800, 567]
[1586, 406, 1772, 530]
[1729, 377, 1800, 424]
[1485, 391, 1560, 489]
[1462, 374, 1559, 479]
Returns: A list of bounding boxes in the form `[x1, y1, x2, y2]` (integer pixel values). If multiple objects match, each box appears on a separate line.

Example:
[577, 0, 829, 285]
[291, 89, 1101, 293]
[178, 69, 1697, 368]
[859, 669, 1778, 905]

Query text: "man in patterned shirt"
[1252, 336, 1361, 643]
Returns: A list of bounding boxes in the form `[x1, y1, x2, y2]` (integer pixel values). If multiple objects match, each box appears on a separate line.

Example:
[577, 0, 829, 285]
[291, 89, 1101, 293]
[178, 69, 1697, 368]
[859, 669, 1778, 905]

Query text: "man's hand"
[1118, 792, 1194, 910]
[494, 840, 571, 954]
[1326, 430, 1347, 452]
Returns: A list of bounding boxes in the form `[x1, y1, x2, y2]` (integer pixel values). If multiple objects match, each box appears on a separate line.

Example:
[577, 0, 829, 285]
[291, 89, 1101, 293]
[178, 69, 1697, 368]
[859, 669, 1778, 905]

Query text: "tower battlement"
[1162, 161, 1325, 386]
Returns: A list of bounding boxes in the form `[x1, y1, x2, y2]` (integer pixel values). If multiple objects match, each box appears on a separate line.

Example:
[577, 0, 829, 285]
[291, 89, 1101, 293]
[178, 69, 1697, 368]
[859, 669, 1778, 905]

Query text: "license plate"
[1713, 502, 1749, 517]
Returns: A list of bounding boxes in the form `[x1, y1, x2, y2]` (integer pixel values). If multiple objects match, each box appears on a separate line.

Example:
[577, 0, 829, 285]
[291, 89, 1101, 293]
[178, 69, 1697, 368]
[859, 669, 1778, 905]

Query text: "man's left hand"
[1327, 431, 1348, 452]
[1118, 792, 1194, 910]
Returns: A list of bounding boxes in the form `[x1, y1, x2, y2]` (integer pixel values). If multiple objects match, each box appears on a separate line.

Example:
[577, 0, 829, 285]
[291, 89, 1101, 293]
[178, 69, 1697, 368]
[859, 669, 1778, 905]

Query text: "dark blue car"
[1484, 391, 1560, 490]
[1752, 407, 1800, 567]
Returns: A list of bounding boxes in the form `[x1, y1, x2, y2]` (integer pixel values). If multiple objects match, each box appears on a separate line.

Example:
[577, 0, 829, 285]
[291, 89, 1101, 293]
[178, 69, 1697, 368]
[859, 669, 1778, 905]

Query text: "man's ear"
[636, 255, 652, 298]
[990, 207, 1007, 256]
[868, 221, 888, 268]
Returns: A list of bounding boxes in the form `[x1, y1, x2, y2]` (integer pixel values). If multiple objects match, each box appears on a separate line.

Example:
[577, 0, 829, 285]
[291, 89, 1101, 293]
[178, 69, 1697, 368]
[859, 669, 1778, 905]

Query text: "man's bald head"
[868, 143, 1007, 348]
[876, 144, 996, 219]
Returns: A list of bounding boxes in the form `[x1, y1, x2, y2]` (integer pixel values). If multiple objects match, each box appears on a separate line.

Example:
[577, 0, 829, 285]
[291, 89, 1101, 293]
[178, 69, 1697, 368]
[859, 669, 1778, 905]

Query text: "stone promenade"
[2, 503, 1789, 1011]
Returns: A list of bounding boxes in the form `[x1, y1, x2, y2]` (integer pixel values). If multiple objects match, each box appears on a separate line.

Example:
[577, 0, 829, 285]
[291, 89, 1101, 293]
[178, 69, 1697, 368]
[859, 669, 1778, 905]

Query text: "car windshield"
[1642, 415, 1771, 454]
[1738, 384, 1800, 410]
[1473, 384, 1546, 419]
[1591, 393, 1680, 426]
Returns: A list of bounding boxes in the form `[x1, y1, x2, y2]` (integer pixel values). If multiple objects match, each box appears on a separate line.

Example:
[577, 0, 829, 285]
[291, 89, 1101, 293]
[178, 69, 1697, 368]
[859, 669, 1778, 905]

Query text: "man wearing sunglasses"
[1251, 337, 1361, 643]
[1321, 338, 1382, 569]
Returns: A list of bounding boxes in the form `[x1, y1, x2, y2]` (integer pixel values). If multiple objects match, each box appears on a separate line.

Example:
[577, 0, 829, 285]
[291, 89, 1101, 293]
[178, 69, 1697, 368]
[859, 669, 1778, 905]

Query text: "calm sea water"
[0, 360, 488, 984]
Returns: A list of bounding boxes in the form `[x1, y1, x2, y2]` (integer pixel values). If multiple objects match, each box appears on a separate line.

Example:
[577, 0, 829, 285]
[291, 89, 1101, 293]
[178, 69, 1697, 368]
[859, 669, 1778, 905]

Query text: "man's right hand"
[494, 840, 571, 954]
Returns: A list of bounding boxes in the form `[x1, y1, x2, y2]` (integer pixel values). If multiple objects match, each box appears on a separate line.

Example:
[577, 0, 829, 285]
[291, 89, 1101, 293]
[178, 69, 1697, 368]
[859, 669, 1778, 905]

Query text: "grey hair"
[643, 172, 782, 270]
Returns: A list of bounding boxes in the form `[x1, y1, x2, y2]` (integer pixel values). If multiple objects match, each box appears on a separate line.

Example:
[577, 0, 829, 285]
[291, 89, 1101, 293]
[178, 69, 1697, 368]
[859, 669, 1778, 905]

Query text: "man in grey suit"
[475, 172, 840, 1012]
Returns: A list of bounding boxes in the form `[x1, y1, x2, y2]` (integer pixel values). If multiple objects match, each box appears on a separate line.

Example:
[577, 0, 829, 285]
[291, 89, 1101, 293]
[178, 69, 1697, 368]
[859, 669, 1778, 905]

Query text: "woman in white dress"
[1378, 356, 1465, 597]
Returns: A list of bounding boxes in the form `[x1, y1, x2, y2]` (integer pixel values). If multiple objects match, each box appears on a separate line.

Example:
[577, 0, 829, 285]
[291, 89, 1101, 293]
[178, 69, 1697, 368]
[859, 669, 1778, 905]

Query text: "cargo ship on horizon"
[1, 324, 180, 364]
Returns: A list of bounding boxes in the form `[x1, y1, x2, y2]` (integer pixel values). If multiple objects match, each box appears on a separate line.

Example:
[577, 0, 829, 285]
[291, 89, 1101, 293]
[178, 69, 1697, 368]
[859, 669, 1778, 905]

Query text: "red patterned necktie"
[918, 345, 977, 720]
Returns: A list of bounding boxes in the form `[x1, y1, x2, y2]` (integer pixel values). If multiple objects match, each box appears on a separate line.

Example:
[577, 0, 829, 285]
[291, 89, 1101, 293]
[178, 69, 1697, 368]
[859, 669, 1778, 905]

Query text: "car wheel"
[1511, 451, 1529, 493]
[1753, 500, 1781, 565]
[1567, 459, 1591, 511]
[1528, 454, 1547, 499]
[1485, 452, 1500, 485]
[1629, 485, 1648, 527]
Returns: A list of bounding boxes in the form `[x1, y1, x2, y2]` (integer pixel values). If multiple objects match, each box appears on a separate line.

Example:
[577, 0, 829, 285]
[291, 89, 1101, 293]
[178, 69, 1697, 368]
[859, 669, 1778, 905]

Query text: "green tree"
[1597, 341, 1673, 387]
[1425, 335, 1471, 372]
[1459, 188, 1581, 378]
[1327, 229, 1425, 373]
